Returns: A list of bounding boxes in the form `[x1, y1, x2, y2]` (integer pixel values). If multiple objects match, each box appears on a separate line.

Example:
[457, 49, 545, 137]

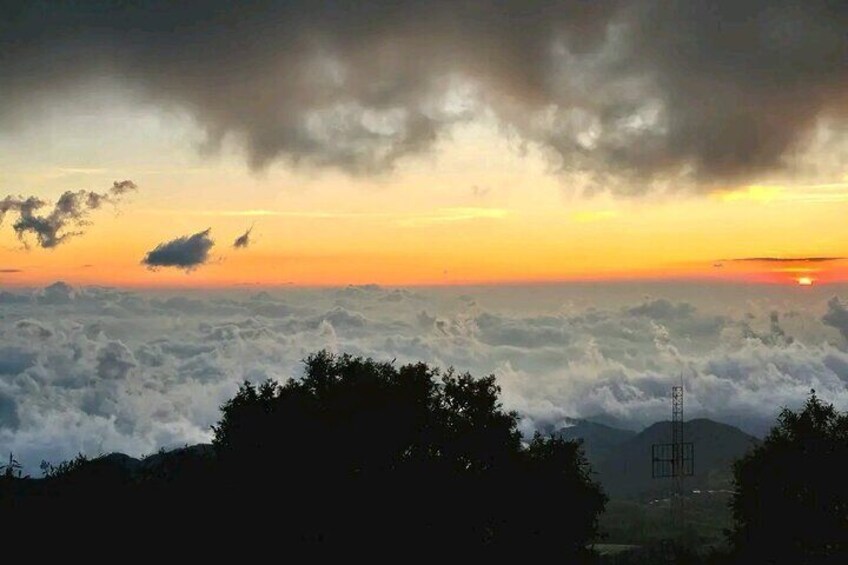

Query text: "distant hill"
[555, 418, 636, 462]
[45, 444, 215, 481]
[557, 418, 759, 499]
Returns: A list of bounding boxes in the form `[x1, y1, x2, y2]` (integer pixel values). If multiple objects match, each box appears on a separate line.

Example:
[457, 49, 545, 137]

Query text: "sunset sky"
[3, 110, 848, 288]
[2, 1, 848, 288]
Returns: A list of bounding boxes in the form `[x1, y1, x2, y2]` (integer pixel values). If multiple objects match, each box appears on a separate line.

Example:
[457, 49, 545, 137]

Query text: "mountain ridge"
[555, 417, 759, 498]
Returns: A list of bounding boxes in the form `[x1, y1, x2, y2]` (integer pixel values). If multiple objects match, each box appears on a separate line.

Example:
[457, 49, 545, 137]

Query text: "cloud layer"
[142, 228, 215, 270]
[2, 2, 847, 191]
[0, 181, 137, 248]
[2, 281, 848, 472]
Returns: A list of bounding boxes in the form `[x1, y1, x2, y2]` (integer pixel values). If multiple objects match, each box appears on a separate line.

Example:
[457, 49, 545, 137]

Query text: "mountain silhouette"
[555, 417, 636, 462]
[77, 418, 756, 500]
[557, 418, 759, 498]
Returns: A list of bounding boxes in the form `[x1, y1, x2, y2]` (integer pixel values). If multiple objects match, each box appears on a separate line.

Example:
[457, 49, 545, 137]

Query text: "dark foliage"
[211, 351, 606, 555]
[597, 541, 730, 565]
[729, 391, 848, 564]
[0, 351, 606, 558]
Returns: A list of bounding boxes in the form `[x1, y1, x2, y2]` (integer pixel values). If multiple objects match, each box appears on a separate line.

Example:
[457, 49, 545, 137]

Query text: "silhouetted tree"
[729, 391, 848, 564]
[213, 351, 607, 555]
[1, 453, 23, 478]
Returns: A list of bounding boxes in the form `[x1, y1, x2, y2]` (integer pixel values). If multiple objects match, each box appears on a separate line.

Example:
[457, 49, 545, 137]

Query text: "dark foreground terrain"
[2, 352, 846, 563]
[1, 352, 605, 560]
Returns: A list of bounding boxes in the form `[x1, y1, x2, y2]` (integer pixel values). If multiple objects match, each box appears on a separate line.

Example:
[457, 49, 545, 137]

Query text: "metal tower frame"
[651, 381, 694, 542]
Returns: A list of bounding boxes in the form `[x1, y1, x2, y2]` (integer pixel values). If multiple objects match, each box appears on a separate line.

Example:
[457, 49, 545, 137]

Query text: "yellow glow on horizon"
[2, 110, 848, 288]
[798, 276, 814, 286]
[571, 210, 619, 223]
[714, 185, 784, 203]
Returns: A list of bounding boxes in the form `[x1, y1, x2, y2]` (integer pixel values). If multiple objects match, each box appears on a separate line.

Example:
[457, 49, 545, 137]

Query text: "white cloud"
[1, 281, 848, 472]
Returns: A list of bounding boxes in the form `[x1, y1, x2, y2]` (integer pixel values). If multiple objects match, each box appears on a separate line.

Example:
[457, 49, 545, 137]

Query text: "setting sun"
[798, 276, 814, 286]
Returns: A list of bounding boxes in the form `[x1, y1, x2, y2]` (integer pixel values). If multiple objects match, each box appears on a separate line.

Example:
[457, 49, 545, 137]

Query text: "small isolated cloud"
[0, 268, 23, 273]
[0, 180, 137, 249]
[110, 180, 138, 195]
[233, 226, 253, 249]
[142, 228, 215, 271]
[726, 257, 844, 263]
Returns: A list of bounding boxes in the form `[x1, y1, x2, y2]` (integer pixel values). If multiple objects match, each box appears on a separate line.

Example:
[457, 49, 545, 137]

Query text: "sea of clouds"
[2, 280, 848, 473]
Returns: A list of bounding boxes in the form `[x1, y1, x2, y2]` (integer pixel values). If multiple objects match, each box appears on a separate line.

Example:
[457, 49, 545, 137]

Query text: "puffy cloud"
[0, 392, 20, 430]
[233, 226, 253, 249]
[110, 180, 138, 195]
[96, 341, 137, 380]
[37, 281, 76, 305]
[823, 297, 848, 343]
[1, 280, 848, 472]
[0, 181, 137, 249]
[0, 291, 30, 304]
[0, 346, 36, 376]
[142, 228, 215, 270]
[627, 298, 695, 320]
[2, 3, 847, 191]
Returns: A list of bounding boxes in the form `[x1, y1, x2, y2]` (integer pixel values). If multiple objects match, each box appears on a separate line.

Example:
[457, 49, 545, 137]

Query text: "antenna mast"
[652, 378, 694, 545]
[672, 384, 685, 534]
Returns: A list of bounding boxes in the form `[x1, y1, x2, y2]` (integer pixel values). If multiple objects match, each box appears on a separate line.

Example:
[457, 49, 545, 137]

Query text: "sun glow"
[797, 276, 814, 286]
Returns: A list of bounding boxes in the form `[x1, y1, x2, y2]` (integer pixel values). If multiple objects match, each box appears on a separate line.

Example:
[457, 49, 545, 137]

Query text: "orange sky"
[1, 109, 847, 288]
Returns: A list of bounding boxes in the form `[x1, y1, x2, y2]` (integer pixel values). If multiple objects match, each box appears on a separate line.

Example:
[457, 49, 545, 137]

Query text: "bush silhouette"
[729, 391, 848, 564]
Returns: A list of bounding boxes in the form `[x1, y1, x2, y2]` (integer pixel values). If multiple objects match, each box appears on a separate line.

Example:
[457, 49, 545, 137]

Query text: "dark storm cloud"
[233, 226, 253, 249]
[2, 2, 846, 191]
[0, 180, 137, 248]
[142, 228, 215, 270]
[727, 257, 845, 263]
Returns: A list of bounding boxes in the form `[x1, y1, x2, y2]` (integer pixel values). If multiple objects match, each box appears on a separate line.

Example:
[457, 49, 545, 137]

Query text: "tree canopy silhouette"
[729, 391, 848, 564]
[212, 351, 607, 554]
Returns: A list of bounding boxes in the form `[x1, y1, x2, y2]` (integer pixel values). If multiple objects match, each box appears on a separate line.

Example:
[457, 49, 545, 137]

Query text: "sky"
[1, 0, 848, 287]
[2, 1, 848, 469]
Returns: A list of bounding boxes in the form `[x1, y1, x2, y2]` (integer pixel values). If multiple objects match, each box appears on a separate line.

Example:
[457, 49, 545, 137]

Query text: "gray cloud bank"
[2, 281, 848, 472]
[0, 180, 137, 248]
[142, 228, 215, 270]
[2, 2, 847, 191]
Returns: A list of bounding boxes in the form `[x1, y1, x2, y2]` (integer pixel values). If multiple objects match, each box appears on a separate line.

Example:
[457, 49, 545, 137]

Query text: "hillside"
[555, 418, 637, 462]
[557, 418, 759, 499]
